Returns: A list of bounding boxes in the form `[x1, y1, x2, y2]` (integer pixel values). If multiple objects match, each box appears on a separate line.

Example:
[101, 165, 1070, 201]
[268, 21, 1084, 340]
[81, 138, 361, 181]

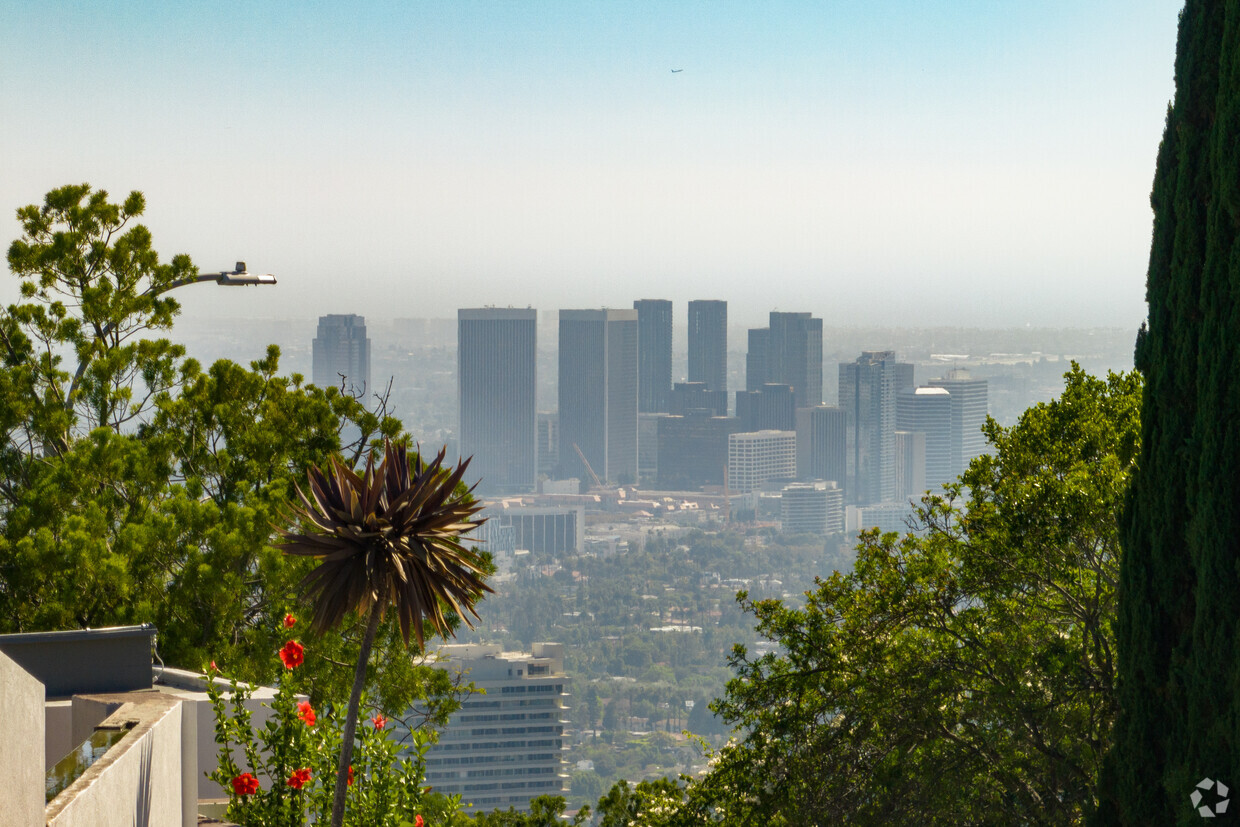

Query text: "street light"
[168, 261, 277, 290]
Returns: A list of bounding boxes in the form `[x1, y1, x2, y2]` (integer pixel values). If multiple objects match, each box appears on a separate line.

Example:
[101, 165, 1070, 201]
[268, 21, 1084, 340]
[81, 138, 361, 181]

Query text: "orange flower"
[283, 613, 297, 628]
[231, 773, 259, 796]
[286, 767, 312, 789]
[279, 640, 304, 669]
[415, 815, 423, 827]
[372, 713, 387, 730]
[296, 700, 316, 727]
[346, 765, 354, 786]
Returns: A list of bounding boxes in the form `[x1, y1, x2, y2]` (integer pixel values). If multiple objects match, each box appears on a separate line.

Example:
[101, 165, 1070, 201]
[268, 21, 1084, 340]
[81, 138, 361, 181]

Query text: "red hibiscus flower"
[372, 713, 387, 730]
[286, 767, 312, 789]
[231, 773, 259, 796]
[346, 765, 354, 786]
[415, 815, 423, 827]
[279, 640, 304, 669]
[283, 613, 296, 628]
[296, 700, 316, 727]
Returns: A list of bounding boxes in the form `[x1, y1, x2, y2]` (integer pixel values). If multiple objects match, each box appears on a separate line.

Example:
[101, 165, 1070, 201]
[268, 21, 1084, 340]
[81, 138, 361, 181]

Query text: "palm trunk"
[329, 601, 383, 827]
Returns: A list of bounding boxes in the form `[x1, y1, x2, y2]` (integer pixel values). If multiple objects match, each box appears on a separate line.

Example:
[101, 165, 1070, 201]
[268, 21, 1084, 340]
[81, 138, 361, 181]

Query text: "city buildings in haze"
[312, 314, 371, 395]
[894, 429, 927, 501]
[839, 351, 915, 504]
[928, 368, 990, 477]
[458, 308, 537, 496]
[634, 299, 673, 413]
[767, 311, 823, 409]
[426, 643, 569, 813]
[796, 406, 850, 493]
[781, 481, 844, 536]
[687, 300, 727, 393]
[896, 386, 953, 493]
[558, 309, 639, 484]
[736, 383, 796, 432]
[728, 430, 797, 493]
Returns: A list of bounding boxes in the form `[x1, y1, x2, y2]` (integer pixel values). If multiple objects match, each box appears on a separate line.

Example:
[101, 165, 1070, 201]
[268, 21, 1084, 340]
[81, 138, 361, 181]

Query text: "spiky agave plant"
[279, 440, 491, 827]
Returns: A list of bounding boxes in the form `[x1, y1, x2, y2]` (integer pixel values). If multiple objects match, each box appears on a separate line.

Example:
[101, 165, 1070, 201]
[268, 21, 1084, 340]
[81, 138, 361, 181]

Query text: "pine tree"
[1097, 1, 1240, 822]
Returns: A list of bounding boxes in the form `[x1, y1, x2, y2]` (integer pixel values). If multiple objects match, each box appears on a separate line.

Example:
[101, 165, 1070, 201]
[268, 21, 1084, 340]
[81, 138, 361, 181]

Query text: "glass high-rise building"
[687, 300, 727, 394]
[839, 351, 914, 504]
[897, 386, 953, 493]
[745, 312, 823, 409]
[928, 369, 990, 477]
[768, 311, 823, 410]
[558, 309, 638, 484]
[634, 299, 672, 413]
[457, 308, 537, 496]
[312, 314, 371, 395]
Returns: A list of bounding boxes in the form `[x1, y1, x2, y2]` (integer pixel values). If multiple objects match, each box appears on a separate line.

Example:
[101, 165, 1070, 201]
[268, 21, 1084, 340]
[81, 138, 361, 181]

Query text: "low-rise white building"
[728, 430, 796, 493]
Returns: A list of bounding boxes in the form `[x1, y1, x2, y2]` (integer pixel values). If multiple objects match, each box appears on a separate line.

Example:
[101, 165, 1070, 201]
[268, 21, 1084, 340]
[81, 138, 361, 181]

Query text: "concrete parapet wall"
[46, 692, 191, 827]
[0, 649, 44, 827]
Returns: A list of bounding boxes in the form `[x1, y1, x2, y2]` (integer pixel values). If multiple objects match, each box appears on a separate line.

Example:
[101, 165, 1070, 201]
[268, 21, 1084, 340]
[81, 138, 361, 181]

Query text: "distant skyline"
[1, 1, 1182, 328]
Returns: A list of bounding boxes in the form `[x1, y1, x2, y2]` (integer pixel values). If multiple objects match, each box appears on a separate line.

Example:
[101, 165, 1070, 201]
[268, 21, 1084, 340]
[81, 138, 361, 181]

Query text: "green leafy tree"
[1095, 1, 1240, 823]
[0, 184, 459, 720]
[674, 367, 1140, 825]
[466, 795, 588, 826]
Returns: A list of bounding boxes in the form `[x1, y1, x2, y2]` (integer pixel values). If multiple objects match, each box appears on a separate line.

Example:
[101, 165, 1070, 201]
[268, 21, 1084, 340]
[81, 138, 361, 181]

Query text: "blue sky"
[1, 1, 1182, 327]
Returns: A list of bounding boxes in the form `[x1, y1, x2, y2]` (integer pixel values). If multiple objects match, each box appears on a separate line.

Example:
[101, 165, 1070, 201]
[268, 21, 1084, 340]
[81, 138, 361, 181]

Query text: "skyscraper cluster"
[445, 300, 987, 521]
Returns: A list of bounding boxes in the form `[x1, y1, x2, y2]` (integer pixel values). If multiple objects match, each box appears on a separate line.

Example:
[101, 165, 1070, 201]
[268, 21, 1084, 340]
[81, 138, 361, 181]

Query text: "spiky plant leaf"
[279, 442, 492, 648]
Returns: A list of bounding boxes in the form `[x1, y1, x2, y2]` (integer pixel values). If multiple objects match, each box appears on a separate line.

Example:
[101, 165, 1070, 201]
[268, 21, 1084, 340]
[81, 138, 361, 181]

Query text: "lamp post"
[165, 261, 278, 290]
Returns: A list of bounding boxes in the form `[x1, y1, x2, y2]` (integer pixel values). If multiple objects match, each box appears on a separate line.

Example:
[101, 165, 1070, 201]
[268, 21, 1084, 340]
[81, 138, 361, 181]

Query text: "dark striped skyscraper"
[839, 351, 914, 504]
[688, 300, 727, 393]
[634, 299, 672, 413]
[312, 314, 371, 395]
[558, 309, 639, 484]
[458, 308, 537, 496]
[746, 311, 823, 409]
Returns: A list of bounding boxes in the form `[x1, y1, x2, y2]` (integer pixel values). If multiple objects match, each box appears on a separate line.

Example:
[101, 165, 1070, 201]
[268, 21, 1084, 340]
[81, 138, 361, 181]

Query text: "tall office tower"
[458, 308, 537, 496]
[687, 300, 727, 393]
[767, 311, 824, 410]
[634, 299, 673, 413]
[927, 368, 990, 477]
[736, 383, 796, 431]
[425, 643, 569, 813]
[746, 328, 770, 391]
[897, 386, 953, 492]
[894, 429, 927, 500]
[312, 314, 371, 394]
[558, 309, 639, 484]
[728, 430, 797, 492]
[796, 406, 850, 492]
[839, 351, 915, 504]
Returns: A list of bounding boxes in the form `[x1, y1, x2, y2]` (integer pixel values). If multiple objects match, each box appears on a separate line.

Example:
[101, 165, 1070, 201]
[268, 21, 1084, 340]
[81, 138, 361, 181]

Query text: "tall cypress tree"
[1096, 1, 1240, 823]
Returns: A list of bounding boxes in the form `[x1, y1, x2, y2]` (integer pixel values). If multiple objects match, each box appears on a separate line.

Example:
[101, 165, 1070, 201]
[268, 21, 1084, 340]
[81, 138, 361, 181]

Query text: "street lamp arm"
[61, 261, 277, 423]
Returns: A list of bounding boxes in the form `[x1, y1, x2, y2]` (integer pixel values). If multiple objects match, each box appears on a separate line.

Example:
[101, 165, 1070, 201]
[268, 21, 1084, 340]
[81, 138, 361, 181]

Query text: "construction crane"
[572, 443, 604, 490]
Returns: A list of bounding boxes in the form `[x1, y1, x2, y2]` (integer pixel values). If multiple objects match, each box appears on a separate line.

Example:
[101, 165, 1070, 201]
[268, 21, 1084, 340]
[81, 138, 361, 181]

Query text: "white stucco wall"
[0, 649, 44, 827]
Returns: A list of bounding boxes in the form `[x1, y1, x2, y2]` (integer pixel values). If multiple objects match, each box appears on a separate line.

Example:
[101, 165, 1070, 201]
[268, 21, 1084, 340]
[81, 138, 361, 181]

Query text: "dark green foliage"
[1097, 2, 1240, 823]
[681, 368, 1140, 825]
[0, 184, 459, 719]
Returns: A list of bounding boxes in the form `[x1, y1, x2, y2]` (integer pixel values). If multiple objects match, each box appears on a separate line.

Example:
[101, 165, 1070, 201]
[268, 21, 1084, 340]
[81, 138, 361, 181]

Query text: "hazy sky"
[1, 1, 1181, 329]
